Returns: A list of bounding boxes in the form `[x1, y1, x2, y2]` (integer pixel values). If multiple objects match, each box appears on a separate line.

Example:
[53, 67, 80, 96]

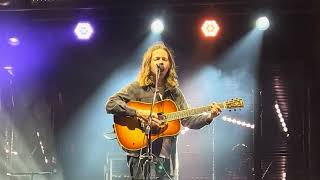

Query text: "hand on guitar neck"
[209, 103, 223, 119]
[136, 109, 165, 129]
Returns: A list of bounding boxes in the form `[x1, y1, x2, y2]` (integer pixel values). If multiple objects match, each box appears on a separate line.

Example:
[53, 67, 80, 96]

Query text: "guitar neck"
[164, 103, 225, 122]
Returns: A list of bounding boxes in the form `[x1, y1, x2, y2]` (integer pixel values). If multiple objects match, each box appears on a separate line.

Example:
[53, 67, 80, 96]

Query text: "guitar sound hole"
[157, 113, 165, 121]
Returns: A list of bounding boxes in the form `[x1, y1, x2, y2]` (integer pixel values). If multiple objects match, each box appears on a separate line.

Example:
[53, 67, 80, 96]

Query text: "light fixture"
[151, 19, 164, 34]
[256, 16, 270, 31]
[74, 22, 94, 40]
[201, 19, 220, 37]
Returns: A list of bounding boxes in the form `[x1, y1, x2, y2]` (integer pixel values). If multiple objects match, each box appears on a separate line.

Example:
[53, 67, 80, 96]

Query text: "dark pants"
[127, 156, 173, 180]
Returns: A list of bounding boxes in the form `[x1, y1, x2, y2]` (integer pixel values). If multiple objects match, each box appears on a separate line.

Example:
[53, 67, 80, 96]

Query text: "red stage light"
[201, 20, 220, 37]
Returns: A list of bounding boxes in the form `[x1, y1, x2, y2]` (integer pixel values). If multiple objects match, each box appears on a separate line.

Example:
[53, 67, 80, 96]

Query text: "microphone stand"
[142, 66, 161, 180]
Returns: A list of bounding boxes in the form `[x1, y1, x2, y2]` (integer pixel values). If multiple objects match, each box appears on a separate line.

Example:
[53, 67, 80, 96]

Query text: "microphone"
[156, 63, 164, 72]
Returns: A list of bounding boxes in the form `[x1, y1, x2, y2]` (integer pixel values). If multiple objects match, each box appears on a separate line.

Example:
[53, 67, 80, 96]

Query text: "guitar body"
[113, 99, 181, 151]
[113, 97, 244, 151]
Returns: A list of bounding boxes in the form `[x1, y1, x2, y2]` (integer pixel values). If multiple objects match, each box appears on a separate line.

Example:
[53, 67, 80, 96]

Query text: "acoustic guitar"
[113, 98, 244, 151]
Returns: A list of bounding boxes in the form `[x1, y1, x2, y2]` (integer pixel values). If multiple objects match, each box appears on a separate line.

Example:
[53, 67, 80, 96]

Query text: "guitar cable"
[152, 154, 173, 180]
[132, 117, 152, 179]
[132, 133, 145, 179]
[133, 135, 172, 180]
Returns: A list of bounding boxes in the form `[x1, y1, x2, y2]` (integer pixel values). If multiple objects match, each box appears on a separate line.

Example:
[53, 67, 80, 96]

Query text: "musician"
[106, 42, 222, 179]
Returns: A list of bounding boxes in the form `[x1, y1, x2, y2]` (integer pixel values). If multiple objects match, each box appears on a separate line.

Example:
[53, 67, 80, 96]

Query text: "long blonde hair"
[137, 42, 178, 89]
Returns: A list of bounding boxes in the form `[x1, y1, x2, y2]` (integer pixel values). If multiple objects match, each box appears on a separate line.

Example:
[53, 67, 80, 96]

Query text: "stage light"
[8, 37, 20, 46]
[151, 19, 164, 34]
[282, 172, 286, 180]
[274, 103, 289, 134]
[3, 66, 14, 76]
[3, 66, 13, 70]
[0, 0, 11, 6]
[74, 22, 94, 40]
[222, 116, 254, 129]
[201, 19, 220, 37]
[280, 117, 284, 123]
[256, 16, 270, 31]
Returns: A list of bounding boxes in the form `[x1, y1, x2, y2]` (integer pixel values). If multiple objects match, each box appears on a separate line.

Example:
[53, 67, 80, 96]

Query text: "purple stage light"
[8, 37, 20, 46]
[0, 0, 11, 7]
[3, 66, 13, 70]
[3, 66, 14, 76]
[74, 22, 94, 40]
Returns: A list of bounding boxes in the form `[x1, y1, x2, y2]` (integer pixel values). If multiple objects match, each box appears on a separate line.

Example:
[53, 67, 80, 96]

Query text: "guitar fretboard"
[164, 103, 224, 122]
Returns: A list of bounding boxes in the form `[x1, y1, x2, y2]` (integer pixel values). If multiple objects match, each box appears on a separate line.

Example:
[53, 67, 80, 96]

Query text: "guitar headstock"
[224, 98, 244, 109]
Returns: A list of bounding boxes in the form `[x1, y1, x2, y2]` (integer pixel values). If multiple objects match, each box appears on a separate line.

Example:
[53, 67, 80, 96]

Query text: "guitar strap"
[158, 92, 163, 100]
[168, 91, 176, 104]
[157, 86, 164, 101]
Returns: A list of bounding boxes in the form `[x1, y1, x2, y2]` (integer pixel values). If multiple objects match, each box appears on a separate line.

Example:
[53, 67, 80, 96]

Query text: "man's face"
[150, 48, 171, 79]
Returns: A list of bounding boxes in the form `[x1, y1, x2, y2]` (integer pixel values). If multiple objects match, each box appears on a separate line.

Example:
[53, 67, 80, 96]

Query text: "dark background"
[0, 0, 319, 180]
